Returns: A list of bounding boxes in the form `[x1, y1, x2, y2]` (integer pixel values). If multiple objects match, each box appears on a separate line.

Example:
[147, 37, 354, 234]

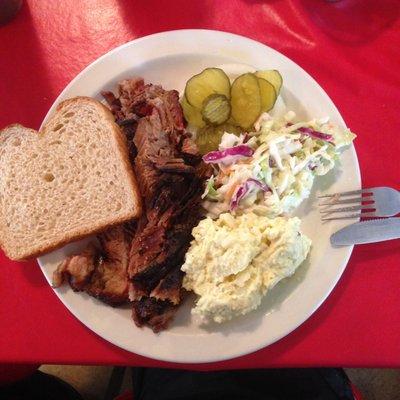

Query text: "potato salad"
[182, 213, 311, 323]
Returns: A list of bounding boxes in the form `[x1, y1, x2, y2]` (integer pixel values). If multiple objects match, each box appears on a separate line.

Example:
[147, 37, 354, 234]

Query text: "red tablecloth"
[0, 0, 399, 369]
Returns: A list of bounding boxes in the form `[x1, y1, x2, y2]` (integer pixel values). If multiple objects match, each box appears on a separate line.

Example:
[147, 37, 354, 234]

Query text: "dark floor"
[39, 365, 400, 400]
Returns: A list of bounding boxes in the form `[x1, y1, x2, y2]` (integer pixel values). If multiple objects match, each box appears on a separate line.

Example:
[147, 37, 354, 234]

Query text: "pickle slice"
[255, 70, 283, 94]
[201, 94, 231, 126]
[196, 125, 224, 155]
[257, 78, 277, 112]
[181, 95, 205, 128]
[185, 68, 231, 109]
[230, 73, 261, 129]
[227, 116, 239, 126]
[195, 123, 241, 155]
[214, 123, 242, 136]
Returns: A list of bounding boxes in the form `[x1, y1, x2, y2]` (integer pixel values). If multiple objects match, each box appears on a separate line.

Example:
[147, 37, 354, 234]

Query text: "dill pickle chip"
[255, 70, 283, 94]
[230, 73, 261, 129]
[227, 115, 239, 126]
[257, 77, 277, 112]
[195, 123, 242, 155]
[196, 125, 224, 155]
[185, 68, 231, 109]
[181, 95, 205, 128]
[201, 94, 231, 126]
[214, 123, 242, 136]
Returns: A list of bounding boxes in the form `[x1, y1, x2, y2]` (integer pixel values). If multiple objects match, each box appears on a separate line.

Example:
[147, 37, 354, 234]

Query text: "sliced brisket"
[53, 244, 97, 291]
[57, 77, 210, 332]
[123, 79, 206, 332]
[150, 264, 184, 305]
[131, 297, 178, 333]
[53, 226, 131, 306]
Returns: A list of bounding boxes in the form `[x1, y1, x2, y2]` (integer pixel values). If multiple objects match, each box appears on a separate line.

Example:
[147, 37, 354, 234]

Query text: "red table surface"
[0, 0, 399, 369]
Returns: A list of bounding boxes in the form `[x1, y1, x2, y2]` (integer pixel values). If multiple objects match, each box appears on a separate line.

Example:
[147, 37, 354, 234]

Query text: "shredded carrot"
[215, 170, 226, 186]
[226, 183, 239, 199]
[237, 158, 253, 165]
[220, 165, 232, 175]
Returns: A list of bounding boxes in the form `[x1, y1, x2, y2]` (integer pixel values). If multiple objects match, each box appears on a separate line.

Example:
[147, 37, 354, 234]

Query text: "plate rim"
[37, 29, 361, 363]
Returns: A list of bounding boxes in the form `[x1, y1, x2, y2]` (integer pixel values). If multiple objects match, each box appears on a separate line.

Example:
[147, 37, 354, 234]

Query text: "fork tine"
[319, 204, 375, 215]
[319, 196, 368, 206]
[321, 211, 377, 221]
[318, 188, 373, 199]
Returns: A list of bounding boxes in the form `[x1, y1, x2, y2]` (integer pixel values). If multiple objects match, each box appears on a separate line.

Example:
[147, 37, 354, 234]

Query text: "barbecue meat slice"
[85, 226, 131, 304]
[149, 91, 186, 136]
[128, 176, 203, 295]
[118, 78, 146, 118]
[131, 297, 178, 333]
[53, 226, 131, 305]
[153, 157, 194, 174]
[53, 244, 97, 291]
[101, 90, 138, 162]
[133, 115, 168, 202]
[150, 265, 184, 305]
[180, 136, 201, 165]
[128, 220, 167, 300]
[163, 90, 186, 133]
[55, 78, 211, 332]
[129, 225, 189, 296]
[121, 79, 208, 331]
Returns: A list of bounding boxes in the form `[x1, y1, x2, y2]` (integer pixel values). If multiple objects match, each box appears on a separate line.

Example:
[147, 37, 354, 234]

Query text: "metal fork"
[318, 186, 400, 221]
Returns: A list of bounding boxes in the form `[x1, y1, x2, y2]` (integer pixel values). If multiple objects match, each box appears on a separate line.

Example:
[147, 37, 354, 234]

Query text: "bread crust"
[0, 97, 142, 261]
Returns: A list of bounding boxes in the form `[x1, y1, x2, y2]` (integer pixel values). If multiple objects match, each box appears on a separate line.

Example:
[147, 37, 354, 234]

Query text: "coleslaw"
[202, 111, 356, 217]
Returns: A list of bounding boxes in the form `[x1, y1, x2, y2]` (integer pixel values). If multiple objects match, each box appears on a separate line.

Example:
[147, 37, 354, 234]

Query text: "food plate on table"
[37, 29, 360, 363]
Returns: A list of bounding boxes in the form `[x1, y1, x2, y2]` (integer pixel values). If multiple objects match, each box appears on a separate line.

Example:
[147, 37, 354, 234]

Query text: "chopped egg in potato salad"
[182, 213, 311, 323]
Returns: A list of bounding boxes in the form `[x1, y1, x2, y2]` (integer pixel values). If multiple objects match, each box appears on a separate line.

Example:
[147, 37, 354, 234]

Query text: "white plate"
[38, 29, 360, 364]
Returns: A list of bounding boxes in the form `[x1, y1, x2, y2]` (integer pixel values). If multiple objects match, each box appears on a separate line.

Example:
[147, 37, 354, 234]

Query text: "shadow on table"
[115, 0, 208, 36]
[299, 0, 399, 46]
[0, 1, 54, 129]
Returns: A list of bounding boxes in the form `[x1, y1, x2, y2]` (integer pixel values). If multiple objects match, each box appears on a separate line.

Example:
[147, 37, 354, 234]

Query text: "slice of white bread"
[0, 97, 141, 260]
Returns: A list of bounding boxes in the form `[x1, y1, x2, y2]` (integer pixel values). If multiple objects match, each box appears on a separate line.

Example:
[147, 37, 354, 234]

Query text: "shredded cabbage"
[202, 144, 254, 164]
[202, 111, 356, 217]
